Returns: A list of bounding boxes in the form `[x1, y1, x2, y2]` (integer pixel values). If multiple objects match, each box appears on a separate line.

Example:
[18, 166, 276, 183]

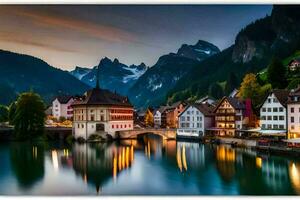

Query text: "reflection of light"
[125, 147, 129, 168]
[83, 174, 87, 183]
[118, 153, 122, 171]
[147, 141, 151, 159]
[113, 156, 117, 181]
[32, 146, 37, 159]
[216, 146, 235, 162]
[63, 149, 69, 157]
[182, 145, 188, 171]
[130, 145, 134, 162]
[289, 162, 300, 194]
[256, 157, 262, 169]
[122, 148, 125, 169]
[177, 147, 182, 172]
[51, 150, 59, 171]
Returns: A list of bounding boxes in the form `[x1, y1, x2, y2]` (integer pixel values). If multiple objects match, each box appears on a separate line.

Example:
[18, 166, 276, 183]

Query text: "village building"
[259, 89, 289, 136]
[207, 97, 247, 137]
[153, 106, 167, 128]
[72, 66, 134, 140]
[177, 103, 215, 138]
[164, 101, 187, 128]
[52, 96, 75, 120]
[288, 58, 300, 71]
[195, 95, 216, 105]
[287, 87, 300, 139]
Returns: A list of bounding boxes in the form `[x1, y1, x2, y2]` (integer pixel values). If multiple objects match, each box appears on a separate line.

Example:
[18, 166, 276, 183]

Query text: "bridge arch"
[117, 129, 176, 140]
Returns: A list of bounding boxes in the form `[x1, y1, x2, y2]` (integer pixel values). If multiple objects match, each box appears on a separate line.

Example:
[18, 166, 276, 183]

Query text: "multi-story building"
[209, 97, 246, 137]
[153, 106, 167, 128]
[165, 101, 187, 128]
[259, 89, 289, 133]
[72, 71, 134, 140]
[287, 87, 300, 139]
[177, 103, 215, 138]
[52, 96, 75, 120]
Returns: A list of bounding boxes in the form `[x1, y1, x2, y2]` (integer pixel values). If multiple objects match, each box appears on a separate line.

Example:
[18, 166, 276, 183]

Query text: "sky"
[0, 5, 272, 70]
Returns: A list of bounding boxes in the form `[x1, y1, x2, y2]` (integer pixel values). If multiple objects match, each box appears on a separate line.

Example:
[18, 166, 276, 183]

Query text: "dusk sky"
[0, 5, 272, 70]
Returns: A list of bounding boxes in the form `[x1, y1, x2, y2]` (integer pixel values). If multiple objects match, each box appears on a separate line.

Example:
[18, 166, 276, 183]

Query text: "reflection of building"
[287, 87, 300, 139]
[176, 142, 205, 171]
[177, 103, 214, 138]
[52, 96, 75, 120]
[72, 65, 134, 139]
[215, 145, 236, 182]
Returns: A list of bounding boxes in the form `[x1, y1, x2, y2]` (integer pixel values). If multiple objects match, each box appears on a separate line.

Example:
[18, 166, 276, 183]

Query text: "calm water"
[0, 135, 300, 195]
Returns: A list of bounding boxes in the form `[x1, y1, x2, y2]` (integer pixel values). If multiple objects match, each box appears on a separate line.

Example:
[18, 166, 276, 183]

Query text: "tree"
[8, 101, 17, 125]
[238, 73, 272, 107]
[267, 57, 287, 89]
[0, 105, 8, 122]
[209, 83, 224, 99]
[144, 109, 154, 127]
[13, 91, 46, 140]
[225, 72, 239, 95]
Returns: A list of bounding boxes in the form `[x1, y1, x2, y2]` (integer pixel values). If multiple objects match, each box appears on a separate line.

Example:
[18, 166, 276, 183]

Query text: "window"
[279, 125, 284, 129]
[116, 125, 119, 128]
[181, 123, 185, 128]
[187, 116, 190, 121]
[273, 107, 278, 112]
[273, 98, 278, 103]
[90, 109, 94, 113]
[81, 124, 84, 128]
[197, 123, 200, 128]
[77, 124, 80, 128]
[181, 116, 185, 121]
[197, 116, 200, 121]
[100, 115, 104, 121]
[267, 124, 272, 129]
[120, 125, 123, 128]
[291, 117, 295, 123]
[273, 124, 278, 129]
[187, 111, 190, 114]
[267, 108, 271, 112]
[268, 98, 271, 103]
[291, 125, 295, 130]
[262, 108, 266, 112]
[273, 116, 278, 120]
[112, 125, 114, 129]
[196, 111, 199, 115]
[90, 115, 95, 121]
[200, 117, 202, 121]
[279, 116, 285, 120]
[125, 125, 127, 128]
[279, 107, 284, 112]
[261, 116, 266, 120]
[291, 107, 295, 113]
[267, 116, 272, 120]
[262, 124, 266, 129]
[129, 124, 131, 128]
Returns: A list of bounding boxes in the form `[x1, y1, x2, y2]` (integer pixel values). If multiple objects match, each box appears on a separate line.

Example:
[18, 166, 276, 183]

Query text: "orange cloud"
[10, 6, 136, 44]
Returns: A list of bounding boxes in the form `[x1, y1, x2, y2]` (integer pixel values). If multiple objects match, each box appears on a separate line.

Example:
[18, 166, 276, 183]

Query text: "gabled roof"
[259, 89, 289, 108]
[55, 95, 73, 104]
[167, 101, 187, 111]
[72, 88, 132, 107]
[213, 96, 245, 112]
[154, 106, 168, 114]
[179, 103, 215, 117]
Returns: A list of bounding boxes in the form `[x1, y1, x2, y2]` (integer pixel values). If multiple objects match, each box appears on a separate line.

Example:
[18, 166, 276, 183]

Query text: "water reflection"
[2, 136, 300, 195]
[9, 142, 45, 189]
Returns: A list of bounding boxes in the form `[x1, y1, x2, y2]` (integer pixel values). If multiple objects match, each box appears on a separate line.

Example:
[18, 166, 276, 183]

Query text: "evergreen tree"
[225, 72, 239, 95]
[209, 83, 224, 99]
[13, 91, 46, 140]
[0, 105, 8, 122]
[267, 57, 287, 89]
[8, 101, 17, 125]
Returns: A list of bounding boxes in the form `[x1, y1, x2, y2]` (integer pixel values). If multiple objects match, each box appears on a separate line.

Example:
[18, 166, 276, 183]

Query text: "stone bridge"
[117, 128, 177, 140]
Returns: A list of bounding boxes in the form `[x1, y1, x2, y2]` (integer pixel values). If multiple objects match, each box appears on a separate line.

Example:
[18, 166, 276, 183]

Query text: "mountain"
[70, 57, 147, 95]
[0, 50, 90, 105]
[128, 40, 220, 108]
[167, 5, 300, 104]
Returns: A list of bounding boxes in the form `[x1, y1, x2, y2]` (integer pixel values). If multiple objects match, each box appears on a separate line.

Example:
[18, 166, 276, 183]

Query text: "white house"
[153, 106, 167, 128]
[177, 103, 214, 138]
[287, 86, 300, 139]
[259, 90, 289, 134]
[52, 96, 74, 120]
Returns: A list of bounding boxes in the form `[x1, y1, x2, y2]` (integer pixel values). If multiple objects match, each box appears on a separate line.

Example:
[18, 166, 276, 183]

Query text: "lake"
[0, 134, 300, 195]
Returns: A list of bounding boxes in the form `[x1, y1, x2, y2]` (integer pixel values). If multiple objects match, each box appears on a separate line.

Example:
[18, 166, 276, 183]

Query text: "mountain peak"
[177, 40, 220, 62]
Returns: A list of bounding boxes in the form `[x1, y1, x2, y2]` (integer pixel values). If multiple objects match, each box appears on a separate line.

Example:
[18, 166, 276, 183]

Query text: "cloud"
[0, 32, 78, 53]
[9, 6, 137, 44]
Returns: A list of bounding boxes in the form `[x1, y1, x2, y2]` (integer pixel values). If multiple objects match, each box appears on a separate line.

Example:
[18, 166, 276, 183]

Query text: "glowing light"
[130, 145, 134, 162]
[113, 156, 117, 181]
[118, 153, 122, 171]
[289, 162, 300, 194]
[125, 147, 129, 168]
[51, 150, 59, 171]
[216, 146, 235, 162]
[182, 145, 188, 171]
[122, 147, 125, 169]
[32, 146, 38, 159]
[177, 147, 182, 172]
[256, 157, 262, 169]
[147, 141, 151, 159]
